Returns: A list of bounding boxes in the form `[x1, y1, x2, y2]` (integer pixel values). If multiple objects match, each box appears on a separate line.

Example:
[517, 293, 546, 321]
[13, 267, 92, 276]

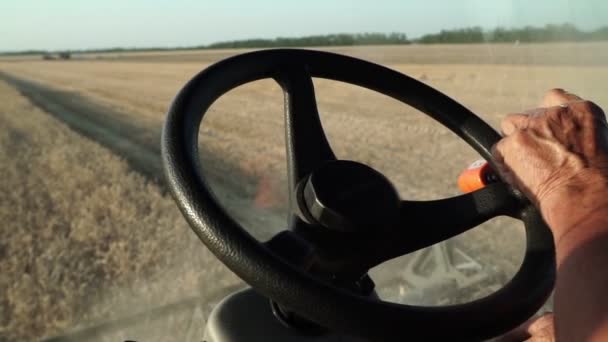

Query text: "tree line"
[416, 24, 608, 44]
[3, 24, 608, 56]
[204, 24, 608, 48]
[205, 33, 410, 48]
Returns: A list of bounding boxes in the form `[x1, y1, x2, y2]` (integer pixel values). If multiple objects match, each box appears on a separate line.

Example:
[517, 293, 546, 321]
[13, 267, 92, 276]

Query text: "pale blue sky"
[1, 0, 606, 51]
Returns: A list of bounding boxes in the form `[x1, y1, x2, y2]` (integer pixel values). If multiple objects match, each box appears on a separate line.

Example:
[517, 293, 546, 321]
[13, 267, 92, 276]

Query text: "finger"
[501, 113, 529, 136]
[491, 140, 515, 185]
[523, 107, 547, 118]
[526, 313, 554, 334]
[541, 88, 582, 108]
[491, 140, 506, 166]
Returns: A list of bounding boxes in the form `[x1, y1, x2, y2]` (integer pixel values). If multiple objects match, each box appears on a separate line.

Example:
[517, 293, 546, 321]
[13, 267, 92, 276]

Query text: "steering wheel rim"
[161, 49, 555, 340]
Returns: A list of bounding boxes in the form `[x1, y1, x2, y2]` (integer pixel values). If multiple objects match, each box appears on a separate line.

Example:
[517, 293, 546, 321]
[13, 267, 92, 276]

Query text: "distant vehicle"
[41, 52, 71, 60]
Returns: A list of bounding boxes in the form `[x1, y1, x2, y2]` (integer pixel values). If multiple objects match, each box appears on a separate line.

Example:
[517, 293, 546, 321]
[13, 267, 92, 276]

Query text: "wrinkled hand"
[492, 89, 608, 242]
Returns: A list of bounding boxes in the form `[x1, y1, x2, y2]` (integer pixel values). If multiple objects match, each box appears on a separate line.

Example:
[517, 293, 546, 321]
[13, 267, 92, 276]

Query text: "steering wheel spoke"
[274, 65, 336, 210]
[294, 182, 522, 276]
[391, 181, 521, 254]
[264, 229, 317, 271]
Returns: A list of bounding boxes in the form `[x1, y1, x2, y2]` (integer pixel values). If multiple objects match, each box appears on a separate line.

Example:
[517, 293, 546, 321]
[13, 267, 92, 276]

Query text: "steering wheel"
[161, 49, 555, 341]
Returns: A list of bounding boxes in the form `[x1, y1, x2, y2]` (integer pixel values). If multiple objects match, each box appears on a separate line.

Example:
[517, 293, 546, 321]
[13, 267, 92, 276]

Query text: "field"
[1, 43, 608, 340]
[0, 80, 242, 341]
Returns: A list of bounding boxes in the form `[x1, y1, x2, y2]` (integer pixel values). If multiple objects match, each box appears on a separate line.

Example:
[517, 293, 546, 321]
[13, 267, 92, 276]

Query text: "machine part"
[405, 243, 486, 291]
[270, 300, 329, 335]
[204, 288, 366, 342]
[299, 160, 400, 232]
[458, 160, 499, 193]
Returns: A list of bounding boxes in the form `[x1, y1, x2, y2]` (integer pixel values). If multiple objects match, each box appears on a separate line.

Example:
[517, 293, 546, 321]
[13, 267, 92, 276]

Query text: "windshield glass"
[1, 1, 607, 340]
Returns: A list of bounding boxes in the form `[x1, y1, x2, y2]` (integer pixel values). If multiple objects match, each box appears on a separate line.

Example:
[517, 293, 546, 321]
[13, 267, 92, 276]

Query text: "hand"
[492, 89, 608, 243]
[498, 313, 555, 341]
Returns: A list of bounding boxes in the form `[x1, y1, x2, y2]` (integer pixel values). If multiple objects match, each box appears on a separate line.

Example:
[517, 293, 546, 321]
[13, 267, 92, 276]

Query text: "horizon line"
[2, 23, 607, 55]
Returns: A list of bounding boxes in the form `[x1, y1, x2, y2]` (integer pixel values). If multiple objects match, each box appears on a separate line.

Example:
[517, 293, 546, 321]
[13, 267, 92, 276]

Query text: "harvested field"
[0, 81, 241, 341]
[1, 43, 608, 340]
[4, 42, 607, 65]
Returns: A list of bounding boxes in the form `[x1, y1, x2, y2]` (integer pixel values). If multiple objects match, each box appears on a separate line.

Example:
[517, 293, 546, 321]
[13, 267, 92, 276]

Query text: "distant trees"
[205, 24, 608, 48]
[416, 23, 608, 44]
[4, 24, 608, 57]
[2, 50, 47, 56]
[589, 26, 608, 40]
[207, 24, 608, 48]
[417, 27, 485, 44]
[206, 33, 410, 49]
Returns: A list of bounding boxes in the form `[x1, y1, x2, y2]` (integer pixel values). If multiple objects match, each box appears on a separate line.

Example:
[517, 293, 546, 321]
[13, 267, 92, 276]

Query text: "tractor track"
[0, 72, 165, 183]
[0, 72, 264, 211]
[0, 70, 283, 235]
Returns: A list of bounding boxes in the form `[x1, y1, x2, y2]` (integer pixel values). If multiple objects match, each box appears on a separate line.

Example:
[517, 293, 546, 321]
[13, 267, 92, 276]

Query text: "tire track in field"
[0, 71, 165, 182]
[0, 71, 284, 238]
[0, 72, 255, 205]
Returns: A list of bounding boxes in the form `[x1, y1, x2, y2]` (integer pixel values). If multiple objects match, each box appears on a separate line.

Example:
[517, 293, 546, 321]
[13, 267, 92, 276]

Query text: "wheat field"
[1, 43, 608, 340]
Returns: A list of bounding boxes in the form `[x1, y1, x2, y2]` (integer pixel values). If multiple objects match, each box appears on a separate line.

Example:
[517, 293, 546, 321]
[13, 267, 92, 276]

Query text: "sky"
[1, 0, 607, 52]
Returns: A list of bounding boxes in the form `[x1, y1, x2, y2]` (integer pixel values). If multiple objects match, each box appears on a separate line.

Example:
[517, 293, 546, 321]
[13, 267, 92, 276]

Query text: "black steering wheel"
[161, 49, 555, 341]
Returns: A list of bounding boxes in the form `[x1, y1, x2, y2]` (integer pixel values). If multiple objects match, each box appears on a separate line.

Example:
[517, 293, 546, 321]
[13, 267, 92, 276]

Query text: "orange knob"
[457, 160, 498, 193]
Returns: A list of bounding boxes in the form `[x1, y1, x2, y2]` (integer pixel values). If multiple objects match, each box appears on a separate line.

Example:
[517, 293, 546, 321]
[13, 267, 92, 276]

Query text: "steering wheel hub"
[299, 160, 400, 233]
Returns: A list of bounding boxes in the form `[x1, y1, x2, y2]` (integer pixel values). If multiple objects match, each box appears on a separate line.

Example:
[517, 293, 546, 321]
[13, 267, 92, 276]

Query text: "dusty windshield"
[1, 1, 607, 341]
